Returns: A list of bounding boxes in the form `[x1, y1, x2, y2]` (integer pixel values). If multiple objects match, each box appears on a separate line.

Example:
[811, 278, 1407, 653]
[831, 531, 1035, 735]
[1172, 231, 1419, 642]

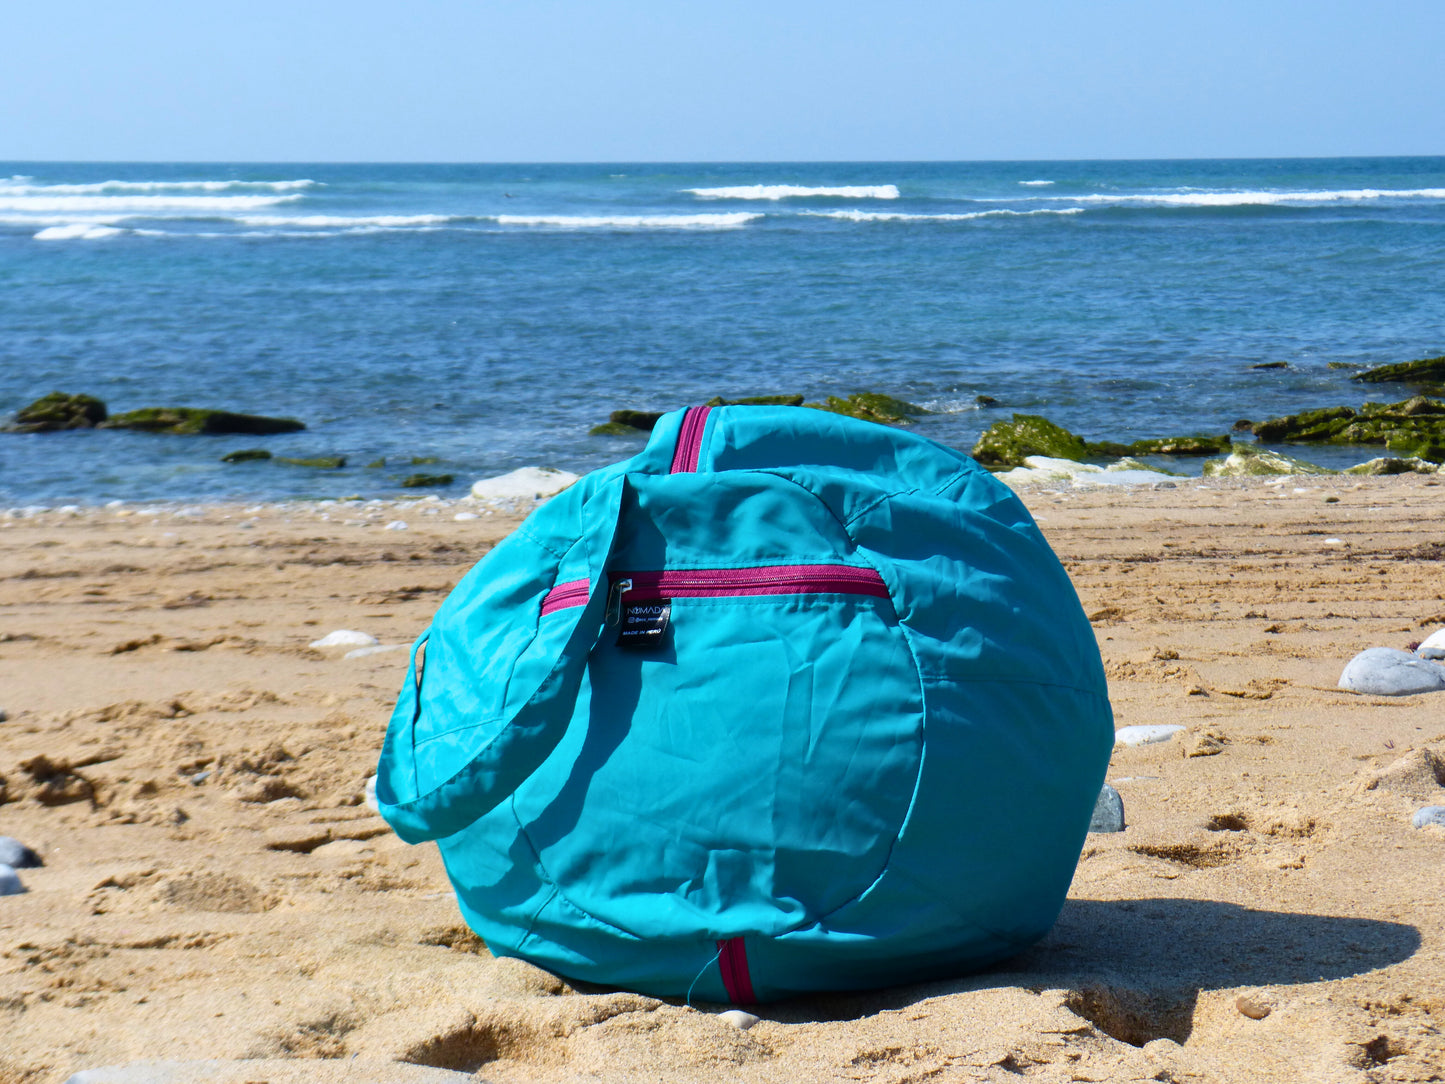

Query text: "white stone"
[1417, 628, 1445, 660]
[343, 644, 408, 660]
[383, 520, 408, 530]
[454, 512, 479, 521]
[470, 466, 579, 503]
[1089, 784, 1125, 832]
[1339, 647, 1445, 696]
[364, 775, 380, 813]
[0, 837, 40, 868]
[0, 865, 24, 896]
[1115, 724, 1184, 747]
[718, 1009, 760, 1030]
[1412, 806, 1445, 829]
[308, 629, 378, 649]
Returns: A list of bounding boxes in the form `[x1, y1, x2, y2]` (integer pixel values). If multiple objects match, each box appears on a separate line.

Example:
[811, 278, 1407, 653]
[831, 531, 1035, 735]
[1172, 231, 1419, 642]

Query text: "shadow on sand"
[765, 897, 1420, 1044]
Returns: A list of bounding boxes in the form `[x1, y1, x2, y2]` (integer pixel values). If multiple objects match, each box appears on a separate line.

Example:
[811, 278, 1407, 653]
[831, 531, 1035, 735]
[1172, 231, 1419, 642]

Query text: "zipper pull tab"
[605, 578, 633, 626]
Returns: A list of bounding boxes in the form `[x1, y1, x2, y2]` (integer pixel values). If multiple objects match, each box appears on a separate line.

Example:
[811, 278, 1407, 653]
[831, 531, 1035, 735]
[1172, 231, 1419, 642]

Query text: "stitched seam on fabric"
[514, 526, 569, 562]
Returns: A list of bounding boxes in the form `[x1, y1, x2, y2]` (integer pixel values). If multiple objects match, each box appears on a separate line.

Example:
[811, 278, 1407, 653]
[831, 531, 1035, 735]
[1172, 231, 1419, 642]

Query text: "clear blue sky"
[4, 0, 1441, 162]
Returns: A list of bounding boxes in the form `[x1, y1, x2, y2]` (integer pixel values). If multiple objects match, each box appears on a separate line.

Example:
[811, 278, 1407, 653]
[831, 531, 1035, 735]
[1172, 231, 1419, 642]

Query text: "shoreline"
[2, 474, 1444, 1081]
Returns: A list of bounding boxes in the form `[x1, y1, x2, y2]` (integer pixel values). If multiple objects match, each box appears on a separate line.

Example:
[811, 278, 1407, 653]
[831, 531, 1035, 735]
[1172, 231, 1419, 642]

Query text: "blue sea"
[2, 158, 1443, 505]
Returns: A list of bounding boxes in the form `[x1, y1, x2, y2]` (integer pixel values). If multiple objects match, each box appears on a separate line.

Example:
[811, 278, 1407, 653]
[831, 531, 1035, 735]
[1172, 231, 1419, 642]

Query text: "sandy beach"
[2, 475, 1444, 1083]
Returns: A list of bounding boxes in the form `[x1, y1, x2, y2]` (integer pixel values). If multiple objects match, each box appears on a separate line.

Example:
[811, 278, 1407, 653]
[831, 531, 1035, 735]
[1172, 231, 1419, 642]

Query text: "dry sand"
[1, 477, 1443, 1083]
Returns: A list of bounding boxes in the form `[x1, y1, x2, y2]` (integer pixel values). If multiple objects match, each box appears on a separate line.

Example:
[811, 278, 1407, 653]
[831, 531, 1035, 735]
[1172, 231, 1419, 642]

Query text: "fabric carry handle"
[376, 475, 627, 844]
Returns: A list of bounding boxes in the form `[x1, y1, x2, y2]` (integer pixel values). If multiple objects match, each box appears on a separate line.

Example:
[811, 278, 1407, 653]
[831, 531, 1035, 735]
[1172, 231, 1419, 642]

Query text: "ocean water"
[2, 158, 1443, 505]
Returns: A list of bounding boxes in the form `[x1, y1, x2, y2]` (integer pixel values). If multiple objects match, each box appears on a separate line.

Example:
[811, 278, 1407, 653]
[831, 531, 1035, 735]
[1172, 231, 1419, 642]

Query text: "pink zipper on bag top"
[615, 564, 887, 601]
[539, 563, 887, 615]
[669, 405, 711, 473]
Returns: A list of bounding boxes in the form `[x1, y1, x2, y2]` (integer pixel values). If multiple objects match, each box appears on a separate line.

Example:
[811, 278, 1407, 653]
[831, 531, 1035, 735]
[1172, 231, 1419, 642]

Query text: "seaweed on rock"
[99, 407, 305, 436]
[6, 392, 108, 432]
[1352, 354, 1445, 385]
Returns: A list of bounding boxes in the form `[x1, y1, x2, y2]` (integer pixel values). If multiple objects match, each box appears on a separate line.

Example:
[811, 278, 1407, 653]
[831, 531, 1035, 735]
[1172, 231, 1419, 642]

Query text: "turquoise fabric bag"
[375, 404, 1113, 1002]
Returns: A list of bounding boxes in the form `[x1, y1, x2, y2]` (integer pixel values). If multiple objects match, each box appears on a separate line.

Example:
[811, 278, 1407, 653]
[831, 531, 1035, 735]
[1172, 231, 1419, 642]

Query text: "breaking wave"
[33, 224, 125, 241]
[493, 213, 761, 229]
[805, 208, 1084, 222]
[0, 179, 316, 195]
[686, 184, 899, 200]
[1018, 180, 1055, 186]
[0, 194, 303, 213]
[1029, 187, 1445, 207]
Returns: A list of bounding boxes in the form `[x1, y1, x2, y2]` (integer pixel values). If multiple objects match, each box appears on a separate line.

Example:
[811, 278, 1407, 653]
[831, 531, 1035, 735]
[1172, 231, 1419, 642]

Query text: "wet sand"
[2, 476, 1443, 1083]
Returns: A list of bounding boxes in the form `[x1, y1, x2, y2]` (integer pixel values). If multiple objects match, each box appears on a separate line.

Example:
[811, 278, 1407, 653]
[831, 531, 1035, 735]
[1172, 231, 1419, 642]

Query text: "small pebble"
[1236, 995, 1272, 1020]
[1089, 784, 1125, 833]
[1411, 806, 1445, 829]
[454, 512, 479, 521]
[0, 707, 7, 722]
[1115, 724, 1184, 747]
[364, 775, 380, 813]
[718, 1009, 760, 1030]
[0, 837, 41, 869]
[384, 520, 409, 531]
[0, 865, 24, 896]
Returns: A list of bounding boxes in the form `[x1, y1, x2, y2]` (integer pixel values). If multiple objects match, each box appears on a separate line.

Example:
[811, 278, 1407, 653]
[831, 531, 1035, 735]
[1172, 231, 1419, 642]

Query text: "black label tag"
[616, 600, 671, 650]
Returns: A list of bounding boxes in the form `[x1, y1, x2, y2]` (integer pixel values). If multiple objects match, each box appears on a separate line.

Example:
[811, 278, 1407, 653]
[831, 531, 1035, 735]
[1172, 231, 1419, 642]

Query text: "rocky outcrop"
[220, 449, 273, 463]
[402, 473, 455, 488]
[806, 392, 928, 425]
[99, 408, 305, 436]
[1352, 354, 1445, 386]
[971, 414, 1088, 467]
[6, 392, 108, 432]
[1248, 396, 1445, 462]
[1201, 445, 1336, 477]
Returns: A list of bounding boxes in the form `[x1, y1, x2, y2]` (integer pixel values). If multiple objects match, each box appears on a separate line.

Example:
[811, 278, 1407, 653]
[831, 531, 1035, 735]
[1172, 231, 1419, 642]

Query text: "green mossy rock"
[590, 421, 652, 437]
[409, 456, 440, 465]
[220, 449, 272, 463]
[366, 458, 386, 468]
[808, 392, 929, 425]
[610, 409, 666, 431]
[1250, 361, 1289, 370]
[1343, 457, 1441, 476]
[276, 455, 345, 469]
[975, 395, 999, 407]
[1086, 434, 1231, 458]
[8, 391, 108, 432]
[402, 473, 455, 488]
[1201, 445, 1336, 477]
[1251, 406, 1357, 443]
[1326, 361, 1359, 370]
[972, 414, 1088, 467]
[703, 394, 807, 408]
[99, 407, 305, 436]
[1352, 354, 1445, 384]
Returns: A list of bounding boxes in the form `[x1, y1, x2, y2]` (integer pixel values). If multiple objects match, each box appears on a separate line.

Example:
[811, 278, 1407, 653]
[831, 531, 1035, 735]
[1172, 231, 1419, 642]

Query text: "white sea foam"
[494, 213, 761, 229]
[1018, 180, 1055, 186]
[0, 179, 316, 195]
[0, 194, 303, 213]
[686, 184, 900, 200]
[34, 223, 124, 241]
[237, 213, 456, 228]
[1026, 187, 1445, 208]
[805, 208, 1083, 222]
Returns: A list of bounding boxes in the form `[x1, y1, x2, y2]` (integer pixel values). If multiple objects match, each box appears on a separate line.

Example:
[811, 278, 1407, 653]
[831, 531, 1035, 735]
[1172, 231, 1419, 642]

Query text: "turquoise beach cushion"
[375, 404, 1113, 1002]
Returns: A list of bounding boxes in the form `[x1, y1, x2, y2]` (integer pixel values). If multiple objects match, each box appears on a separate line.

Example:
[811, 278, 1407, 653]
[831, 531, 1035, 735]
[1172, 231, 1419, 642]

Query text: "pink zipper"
[669, 405, 711, 473]
[540, 578, 590, 615]
[614, 563, 887, 601]
[540, 563, 888, 615]
[717, 937, 756, 1004]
